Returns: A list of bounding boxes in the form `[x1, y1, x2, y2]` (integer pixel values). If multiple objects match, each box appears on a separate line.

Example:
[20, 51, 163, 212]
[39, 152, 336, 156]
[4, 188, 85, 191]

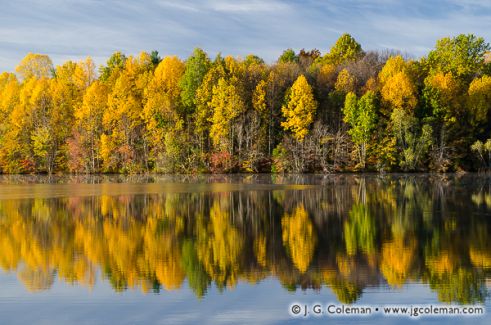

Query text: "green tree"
[326, 33, 363, 65]
[99, 51, 127, 83]
[343, 91, 378, 169]
[390, 109, 433, 171]
[180, 48, 211, 113]
[278, 49, 298, 64]
[423, 72, 464, 171]
[426, 34, 490, 80]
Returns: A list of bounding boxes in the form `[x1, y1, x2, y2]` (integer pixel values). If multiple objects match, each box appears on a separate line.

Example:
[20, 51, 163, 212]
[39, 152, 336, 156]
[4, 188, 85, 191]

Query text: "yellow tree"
[70, 81, 108, 172]
[379, 56, 429, 171]
[0, 73, 20, 171]
[16, 53, 53, 79]
[335, 69, 357, 94]
[195, 63, 227, 150]
[143, 56, 185, 171]
[381, 72, 417, 111]
[252, 79, 269, 154]
[281, 75, 317, 142]
[30, 78, 58, 173]
[102, 55, 150, 172]
[467, 75, 491, 126]
[0, 78, 38, 172]
[73, 57, 97, 91]
[252, 79, 267, 115]
[0, 73, 19, 117]
[209, 77, 245, 153]
[47, 61, 87, 171]
[379, 56, 417, 113]
[423, 71, 462, 171]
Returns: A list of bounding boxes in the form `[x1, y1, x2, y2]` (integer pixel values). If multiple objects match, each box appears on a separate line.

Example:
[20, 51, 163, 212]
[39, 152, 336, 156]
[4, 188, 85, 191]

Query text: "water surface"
[0, 174, 490, 324]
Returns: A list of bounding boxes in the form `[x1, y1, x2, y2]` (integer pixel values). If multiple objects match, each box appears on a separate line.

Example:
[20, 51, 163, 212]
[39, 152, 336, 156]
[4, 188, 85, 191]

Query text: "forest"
[1, 33, 491, 174]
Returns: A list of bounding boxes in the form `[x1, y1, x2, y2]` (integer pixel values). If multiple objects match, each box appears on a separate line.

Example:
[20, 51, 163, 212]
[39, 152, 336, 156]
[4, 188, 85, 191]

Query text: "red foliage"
[209, 151, 235, 173]
[20, 159, 36, 174]
[67, 131, 85, 172]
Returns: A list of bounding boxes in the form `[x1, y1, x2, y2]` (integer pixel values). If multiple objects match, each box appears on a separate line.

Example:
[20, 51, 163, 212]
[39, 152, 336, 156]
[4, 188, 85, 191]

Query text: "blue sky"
[1, 0, 491, 72]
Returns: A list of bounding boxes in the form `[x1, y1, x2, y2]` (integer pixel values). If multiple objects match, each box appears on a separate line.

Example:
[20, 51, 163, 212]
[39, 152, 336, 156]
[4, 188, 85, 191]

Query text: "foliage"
[1, 33, 491, 173]
[326, 33, 363, 65]
[278, 49, 298, 63]
[390, 108, 433, 171]
[16, 53, 54, 79]
[180, 48, 211, 112]
[343, 91, 378, 169]
[281, 75, 317, 142]
[426, 34, 490, 80]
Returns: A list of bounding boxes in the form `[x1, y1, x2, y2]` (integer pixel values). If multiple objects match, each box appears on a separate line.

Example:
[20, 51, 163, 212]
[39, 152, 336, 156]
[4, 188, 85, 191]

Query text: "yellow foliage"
[425, 72, 460, 107]
[209, 77, 245, 149]
[335, 69, 356, 93]
[381, 71, 417, 111]
[153, 56, 185, 101]
[468, 75, 491, 124]
[16, 53, 53, 79]
[281, 75, 317, 141]
[73, 57, 96, 90]
[378, 55, 407, 85]
[0, 73, 19, 117]
[143, 56, 185, 162]
[252, 79, 267, 114]
[317, 64, 337, 89]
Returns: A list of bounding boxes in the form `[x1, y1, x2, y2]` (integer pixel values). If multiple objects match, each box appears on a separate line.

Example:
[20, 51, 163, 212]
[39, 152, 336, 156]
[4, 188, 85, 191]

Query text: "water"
[0, 174, 489, 324]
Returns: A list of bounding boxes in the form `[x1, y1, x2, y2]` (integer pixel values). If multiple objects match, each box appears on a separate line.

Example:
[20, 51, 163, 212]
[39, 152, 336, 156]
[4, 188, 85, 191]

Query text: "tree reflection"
[281, 204, 317, 273]
[0, 175, 490, 304]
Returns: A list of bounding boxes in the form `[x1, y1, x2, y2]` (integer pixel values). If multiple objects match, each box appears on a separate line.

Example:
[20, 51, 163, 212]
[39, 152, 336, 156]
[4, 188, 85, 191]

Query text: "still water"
[0, 174, 490, 324]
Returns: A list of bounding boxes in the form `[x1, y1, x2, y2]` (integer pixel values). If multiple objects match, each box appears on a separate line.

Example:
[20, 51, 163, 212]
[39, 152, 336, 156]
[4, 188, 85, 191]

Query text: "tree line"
[1, 33, 491, 174]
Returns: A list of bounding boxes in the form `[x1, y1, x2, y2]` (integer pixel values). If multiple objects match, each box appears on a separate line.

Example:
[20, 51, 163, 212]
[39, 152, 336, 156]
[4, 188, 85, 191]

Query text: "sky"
[1, 0, 491, 72]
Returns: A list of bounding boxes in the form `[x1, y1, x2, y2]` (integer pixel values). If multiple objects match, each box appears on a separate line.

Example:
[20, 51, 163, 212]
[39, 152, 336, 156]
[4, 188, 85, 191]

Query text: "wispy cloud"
[0, 0, 490, 72]
[208, 0, 290, 13]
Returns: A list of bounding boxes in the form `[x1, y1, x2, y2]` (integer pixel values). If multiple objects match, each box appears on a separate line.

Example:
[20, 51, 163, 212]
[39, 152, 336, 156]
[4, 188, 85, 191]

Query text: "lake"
[0, 174, 490, 324]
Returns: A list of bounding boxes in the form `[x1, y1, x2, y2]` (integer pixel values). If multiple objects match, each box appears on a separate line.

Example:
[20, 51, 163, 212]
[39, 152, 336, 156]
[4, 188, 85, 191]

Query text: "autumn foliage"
[1, 33, 491, 173]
